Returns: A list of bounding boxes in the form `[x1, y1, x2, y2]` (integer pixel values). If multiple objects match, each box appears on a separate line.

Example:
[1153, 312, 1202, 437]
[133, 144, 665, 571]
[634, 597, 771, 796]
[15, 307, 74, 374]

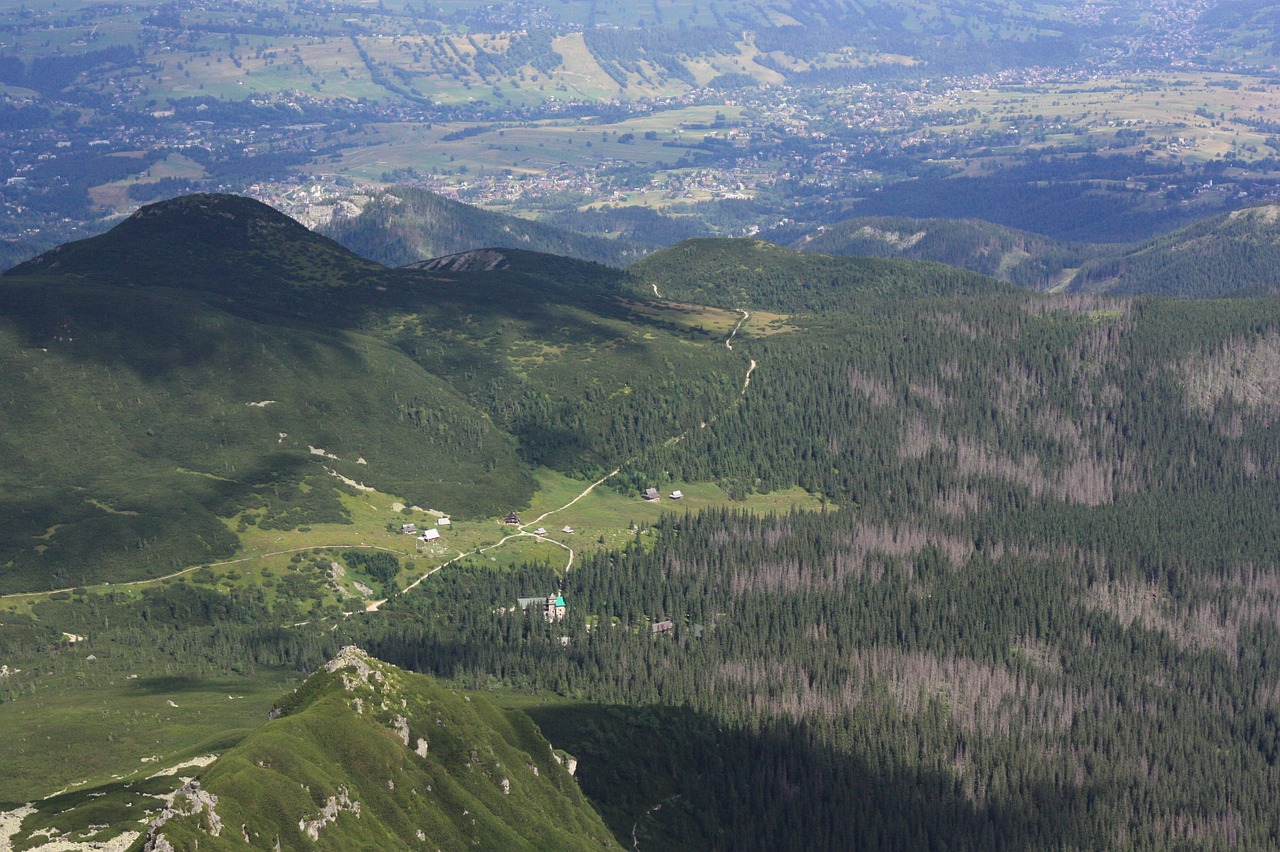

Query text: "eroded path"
[4, 301, 762, 602]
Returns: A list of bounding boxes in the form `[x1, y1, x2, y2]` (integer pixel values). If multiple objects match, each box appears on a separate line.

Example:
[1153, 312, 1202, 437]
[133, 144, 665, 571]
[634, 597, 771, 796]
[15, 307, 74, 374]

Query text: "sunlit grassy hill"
[142, 646, 620, 851]
[0, 273, 531, 593]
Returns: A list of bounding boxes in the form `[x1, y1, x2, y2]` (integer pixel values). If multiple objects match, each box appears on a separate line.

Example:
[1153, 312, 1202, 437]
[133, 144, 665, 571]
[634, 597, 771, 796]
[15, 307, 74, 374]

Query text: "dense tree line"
[322, 289, 1280, 848]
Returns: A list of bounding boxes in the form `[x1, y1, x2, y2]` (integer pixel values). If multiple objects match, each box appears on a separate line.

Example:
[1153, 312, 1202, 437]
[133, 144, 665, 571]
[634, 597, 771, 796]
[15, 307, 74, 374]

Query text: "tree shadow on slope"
[525, 702, 1107, 852]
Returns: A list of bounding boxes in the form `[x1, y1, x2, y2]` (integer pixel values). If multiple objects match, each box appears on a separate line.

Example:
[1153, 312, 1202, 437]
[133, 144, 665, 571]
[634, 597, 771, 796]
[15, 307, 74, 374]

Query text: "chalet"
[400, 523, 418, 535]
[504, 512, 521, 525]
[421, 528, 441, 542]
[437, 517, 452, 526]
[517, 592, 567, 622]
[670, 490, 684, 500]
[533, 527, 547, 536]
[642, 487, 661, 501]
[651, 620, 675, 635]
[562, 525, 574, 534]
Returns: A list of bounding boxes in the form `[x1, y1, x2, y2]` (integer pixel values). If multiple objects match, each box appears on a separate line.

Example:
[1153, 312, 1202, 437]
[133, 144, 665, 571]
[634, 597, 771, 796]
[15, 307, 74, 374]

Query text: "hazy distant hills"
[318, 188, 646, 269]
[794, 204, 1280, 298]
[1070, 203, 1280, 298]
[793, 216, 1101, 291]
[142, 647, 619, 851]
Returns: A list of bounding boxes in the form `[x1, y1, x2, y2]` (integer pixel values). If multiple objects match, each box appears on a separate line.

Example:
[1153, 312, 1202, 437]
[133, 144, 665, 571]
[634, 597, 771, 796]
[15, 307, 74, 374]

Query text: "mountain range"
[306, 186, 1280, 301]
[4, 192, 1280, 849]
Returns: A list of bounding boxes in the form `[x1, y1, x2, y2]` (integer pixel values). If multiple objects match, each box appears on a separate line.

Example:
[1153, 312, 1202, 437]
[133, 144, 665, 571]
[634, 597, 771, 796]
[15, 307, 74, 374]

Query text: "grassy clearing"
[312, 102, 746, 184]
[0, 661, 296, 804]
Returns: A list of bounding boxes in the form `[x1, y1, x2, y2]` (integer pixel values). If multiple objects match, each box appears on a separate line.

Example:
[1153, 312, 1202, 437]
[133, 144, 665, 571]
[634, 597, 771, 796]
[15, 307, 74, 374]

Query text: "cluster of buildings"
[400, 518, 449, 543]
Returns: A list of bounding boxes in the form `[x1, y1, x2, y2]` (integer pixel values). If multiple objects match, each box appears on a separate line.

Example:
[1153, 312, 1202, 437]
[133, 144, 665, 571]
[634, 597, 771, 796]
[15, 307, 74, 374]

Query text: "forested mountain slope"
[354, 290, 1280, 849]
[794, 215, 1102, 290]
[0, 195, 739, 592]
[1071, 202, 1280, 297]
[8, 191, 1280, 849]
[629, 238, 1011, 312]
[319, 187, 645, 269]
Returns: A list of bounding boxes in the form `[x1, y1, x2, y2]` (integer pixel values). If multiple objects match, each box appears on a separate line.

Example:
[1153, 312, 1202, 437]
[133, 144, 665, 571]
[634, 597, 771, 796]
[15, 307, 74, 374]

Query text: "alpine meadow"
[6, 1, 1280, 850]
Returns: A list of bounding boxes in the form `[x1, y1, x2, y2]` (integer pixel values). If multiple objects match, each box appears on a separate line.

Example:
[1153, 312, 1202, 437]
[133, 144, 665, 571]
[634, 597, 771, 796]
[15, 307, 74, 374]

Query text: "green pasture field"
[922, 71, 1280, 163]
[0, 458, 826, 614]
[319, 104, 745, 185]
[0, 656, 297, 804]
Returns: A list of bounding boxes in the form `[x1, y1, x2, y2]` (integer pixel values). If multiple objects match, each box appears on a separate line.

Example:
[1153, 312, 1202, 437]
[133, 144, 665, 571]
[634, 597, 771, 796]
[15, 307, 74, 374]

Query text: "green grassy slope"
[629, 238, 1012, 312]
[143, 647, 620, 851]
[0, 277, 531, 593]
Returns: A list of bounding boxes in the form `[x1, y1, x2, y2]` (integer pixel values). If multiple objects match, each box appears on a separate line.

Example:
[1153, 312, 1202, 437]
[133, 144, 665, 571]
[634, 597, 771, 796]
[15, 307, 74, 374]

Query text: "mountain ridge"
[140, 646, 620, 851]
[8, 194, 384, 295]
[318, 187, 646, 270]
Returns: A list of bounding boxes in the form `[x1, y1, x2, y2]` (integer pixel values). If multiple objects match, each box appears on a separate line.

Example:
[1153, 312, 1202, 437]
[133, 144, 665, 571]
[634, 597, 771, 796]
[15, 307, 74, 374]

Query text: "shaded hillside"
[319, 188, 645, 269]
[0, 195, 741, 590]
[629, 238, 1011, 312]
[0, 277, 531, 593]
[8, 194, 383, 296]
[1071, 202, 1280, 297]
[794, 216, 1102, 290]
[142, 647, 619, 851]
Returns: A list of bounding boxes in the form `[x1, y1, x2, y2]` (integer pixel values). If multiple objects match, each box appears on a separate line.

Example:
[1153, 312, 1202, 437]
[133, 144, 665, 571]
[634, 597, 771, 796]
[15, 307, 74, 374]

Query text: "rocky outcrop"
[142, 780, 222, 851]
[404, 249, 512, 273]
[298, 787, 361, 841]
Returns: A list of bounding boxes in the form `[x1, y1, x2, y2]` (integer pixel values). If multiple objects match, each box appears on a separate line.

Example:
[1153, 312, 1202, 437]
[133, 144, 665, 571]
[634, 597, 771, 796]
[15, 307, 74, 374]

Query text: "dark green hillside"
[7, 194, 383, 297]
[0, 195, 743, 590]
[346, 291, 1280, 849]
[0, 278, 531, 593]
[372, 250, 742, 475]
[629, 238, 1010, 312]
[795, 216, 1101, 290]
[638, 292, 1280, 510]
[320, 187, 645, 269]
[1072, 202, 1280, 297]
[142, 647, 620, 851]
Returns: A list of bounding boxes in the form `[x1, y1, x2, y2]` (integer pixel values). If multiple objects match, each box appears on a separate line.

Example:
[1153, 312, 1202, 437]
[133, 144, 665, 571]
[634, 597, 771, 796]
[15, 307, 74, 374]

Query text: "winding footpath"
[726, 309, 749, 350]
[4, 302, 761, 606]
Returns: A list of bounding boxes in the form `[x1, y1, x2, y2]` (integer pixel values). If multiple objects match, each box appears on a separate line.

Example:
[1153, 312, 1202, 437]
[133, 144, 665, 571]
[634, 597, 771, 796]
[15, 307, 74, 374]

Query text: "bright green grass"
[0, 663, 297, 804]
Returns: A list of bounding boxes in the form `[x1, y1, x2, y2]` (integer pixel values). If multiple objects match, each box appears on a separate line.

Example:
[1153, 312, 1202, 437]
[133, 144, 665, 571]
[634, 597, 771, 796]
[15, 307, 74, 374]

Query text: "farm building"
[642, 487, 660, 501]
[517, 593, 567, 622]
